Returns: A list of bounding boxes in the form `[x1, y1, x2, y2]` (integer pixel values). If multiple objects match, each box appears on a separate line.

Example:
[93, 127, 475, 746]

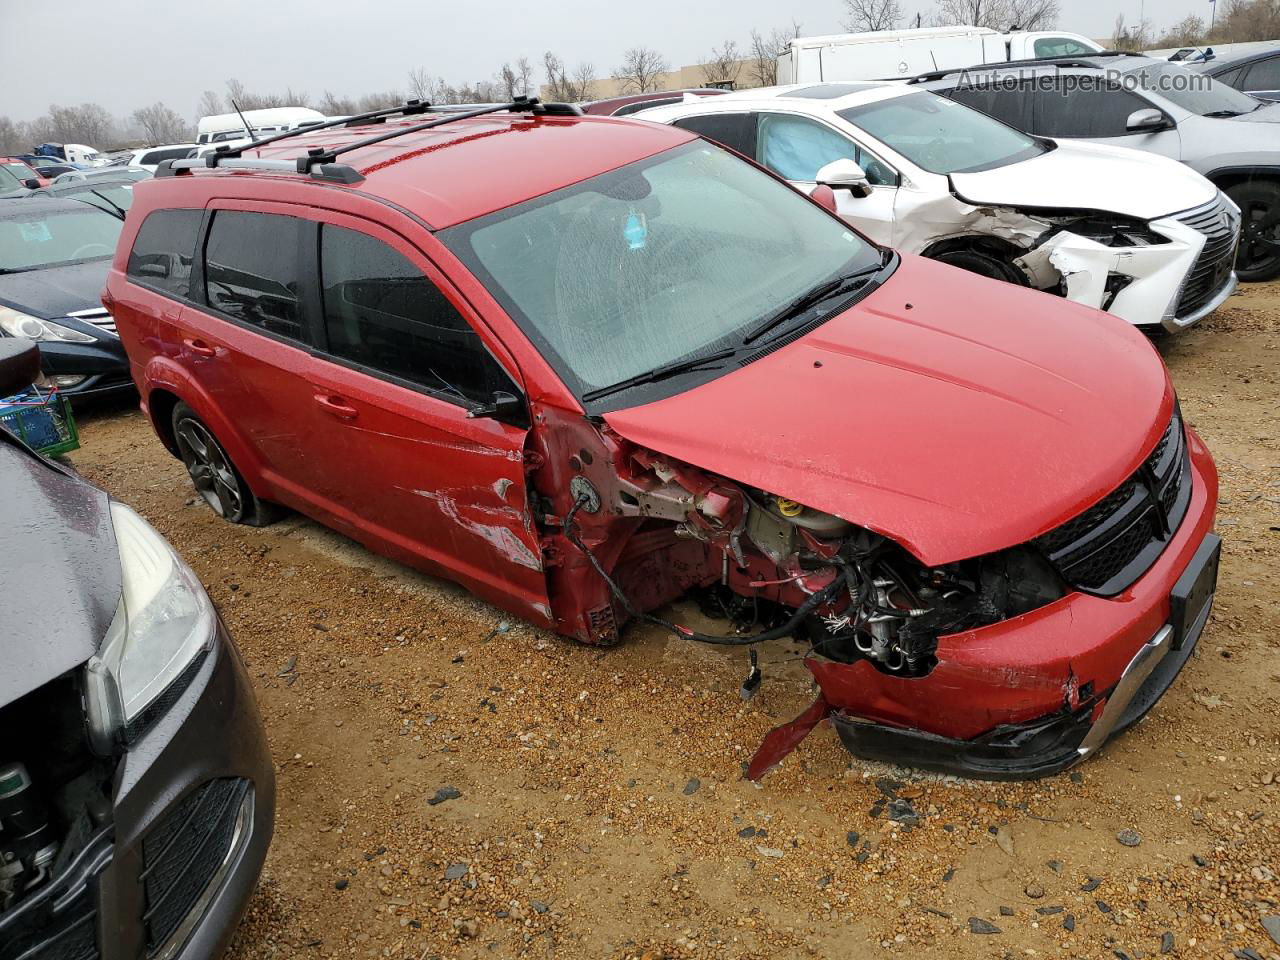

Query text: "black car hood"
[0, 259, 110, 319]
[0, 436, 119, 705]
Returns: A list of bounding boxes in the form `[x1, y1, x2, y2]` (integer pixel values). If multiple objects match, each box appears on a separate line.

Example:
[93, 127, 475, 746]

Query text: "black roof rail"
[907, 50, 1147, 84]
[154, 97, 583, 184]
[292, 97, 581, 174]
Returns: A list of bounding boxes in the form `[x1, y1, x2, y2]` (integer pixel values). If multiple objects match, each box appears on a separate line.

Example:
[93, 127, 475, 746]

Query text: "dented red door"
[301, 211, 551, 626]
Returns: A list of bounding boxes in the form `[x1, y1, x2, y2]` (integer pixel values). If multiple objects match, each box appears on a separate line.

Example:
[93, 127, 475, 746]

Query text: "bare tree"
[570, 62, 597, 101]
[319, 90, 357, 115]
[1005, 0, 1058, 29]
[516, 57, 536, 97]
[1211, 0, 1280, 42]
[196, 90, 223, 120]
[748, 21, 802, 87]
[613, 47, 669, 94]
[543, 52, 573, 100]
[1110, 13, 1154, 51]
[0, 116, 23, 155]
[1157, 14, 1208, 47]
[132, 102, 190, 144]
[934, 0, 1057, 30]
[701, 40, 743, 87]
[843, 0, 903, 31]
[498, 63, 520, 98]
[407, 67, 435, 101]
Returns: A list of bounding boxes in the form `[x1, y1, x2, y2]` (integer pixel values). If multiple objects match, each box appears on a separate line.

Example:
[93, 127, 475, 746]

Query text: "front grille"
[1034, 407, 1192, 595]
[65, 308, 117, 337]
[141, 778, 249, 954]
[0, 887, 98, 960]
[1172, 193, 1240, 319]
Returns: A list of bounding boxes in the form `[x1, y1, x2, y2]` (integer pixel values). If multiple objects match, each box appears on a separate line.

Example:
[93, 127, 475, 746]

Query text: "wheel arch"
[1204, 165, 1280, 192]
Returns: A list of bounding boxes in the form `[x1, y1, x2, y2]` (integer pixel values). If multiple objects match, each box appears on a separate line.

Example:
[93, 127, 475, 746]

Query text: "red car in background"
[580, 88, 728, 116]
[0, 156, 50, 188]
[104, 99, 1220, 780]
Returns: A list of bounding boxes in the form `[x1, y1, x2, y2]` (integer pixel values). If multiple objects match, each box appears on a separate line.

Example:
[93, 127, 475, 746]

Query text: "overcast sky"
[0, 0, 1217, 123]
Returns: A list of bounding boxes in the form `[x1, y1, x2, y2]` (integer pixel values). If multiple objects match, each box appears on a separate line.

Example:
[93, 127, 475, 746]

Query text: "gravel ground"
[69, 283, 1279, 960]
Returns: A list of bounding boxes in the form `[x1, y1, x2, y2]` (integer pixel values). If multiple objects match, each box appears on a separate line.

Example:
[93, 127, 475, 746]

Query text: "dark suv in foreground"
[0, 340, 274, 959]
[106, 98, 1219, 780]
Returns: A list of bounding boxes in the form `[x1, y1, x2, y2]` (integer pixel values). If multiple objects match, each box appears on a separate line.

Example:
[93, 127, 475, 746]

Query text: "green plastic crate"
[0, 390, 80, 456]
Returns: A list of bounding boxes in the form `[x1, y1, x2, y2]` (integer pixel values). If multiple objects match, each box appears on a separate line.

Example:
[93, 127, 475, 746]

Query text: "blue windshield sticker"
[624, 210, 648, 250]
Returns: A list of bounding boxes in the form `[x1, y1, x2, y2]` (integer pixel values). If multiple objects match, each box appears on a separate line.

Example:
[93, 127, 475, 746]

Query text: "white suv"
[638, 83, 1240, 333]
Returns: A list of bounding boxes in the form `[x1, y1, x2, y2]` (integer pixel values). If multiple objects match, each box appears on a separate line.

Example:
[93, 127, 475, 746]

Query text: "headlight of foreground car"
[86, 503, 215, 753]
[0, 306, 96, 343]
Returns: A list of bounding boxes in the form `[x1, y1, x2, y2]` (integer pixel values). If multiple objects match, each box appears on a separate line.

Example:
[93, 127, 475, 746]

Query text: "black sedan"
[0, 197, 131, 398]
[0, 338, 275, 960]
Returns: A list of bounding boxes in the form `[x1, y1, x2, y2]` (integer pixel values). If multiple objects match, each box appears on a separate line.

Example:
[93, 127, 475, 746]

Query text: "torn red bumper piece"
[746, 695, 832, 781]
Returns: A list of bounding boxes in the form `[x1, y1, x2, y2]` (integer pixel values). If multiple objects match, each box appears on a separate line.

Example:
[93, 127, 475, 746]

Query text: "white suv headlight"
[0, 306, 96, 343]
[86, 503, 215, 752]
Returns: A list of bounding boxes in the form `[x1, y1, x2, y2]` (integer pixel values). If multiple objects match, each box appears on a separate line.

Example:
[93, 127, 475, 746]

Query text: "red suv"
[105, 98, 1220, 780]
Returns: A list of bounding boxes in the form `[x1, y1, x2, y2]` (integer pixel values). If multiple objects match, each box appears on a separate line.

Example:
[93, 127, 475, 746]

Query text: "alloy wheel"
[175, 418, 245, 520]
[1238, 199, 1280, 276]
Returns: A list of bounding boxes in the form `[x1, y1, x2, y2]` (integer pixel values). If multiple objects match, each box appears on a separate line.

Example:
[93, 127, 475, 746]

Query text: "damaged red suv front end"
[521, 253, 1219, 780]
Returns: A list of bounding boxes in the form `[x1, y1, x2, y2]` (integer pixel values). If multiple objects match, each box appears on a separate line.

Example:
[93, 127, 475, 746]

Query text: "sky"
[0, 0, 1219, 123]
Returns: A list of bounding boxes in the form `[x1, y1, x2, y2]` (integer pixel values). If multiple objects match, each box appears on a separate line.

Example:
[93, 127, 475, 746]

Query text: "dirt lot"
[69, 284, 1279, 960]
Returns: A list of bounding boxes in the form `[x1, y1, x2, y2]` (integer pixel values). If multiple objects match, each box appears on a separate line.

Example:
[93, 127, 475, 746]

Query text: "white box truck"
[777, 26, 1103, 84]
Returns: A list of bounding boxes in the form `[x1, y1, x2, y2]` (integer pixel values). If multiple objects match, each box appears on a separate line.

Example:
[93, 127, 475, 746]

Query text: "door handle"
[183, 338, 216, 358]
[313, 393, 359, 420]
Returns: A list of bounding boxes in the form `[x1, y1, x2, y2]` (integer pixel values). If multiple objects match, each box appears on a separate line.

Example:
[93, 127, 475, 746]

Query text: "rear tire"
[930, 247, 1028, 287]
[1226, 180, 1280, 282]
[171, 402, 280, 526]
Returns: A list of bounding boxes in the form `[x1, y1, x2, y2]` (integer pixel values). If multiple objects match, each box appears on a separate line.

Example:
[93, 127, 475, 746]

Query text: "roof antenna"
[230, 98, 254, 142]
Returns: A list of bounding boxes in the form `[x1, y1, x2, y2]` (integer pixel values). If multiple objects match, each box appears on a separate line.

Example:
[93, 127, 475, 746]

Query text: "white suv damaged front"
[638, 85, 1241, 333]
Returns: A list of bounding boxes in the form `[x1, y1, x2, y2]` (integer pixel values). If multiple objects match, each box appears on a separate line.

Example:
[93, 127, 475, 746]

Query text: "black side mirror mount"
[467, 390, 528, 428]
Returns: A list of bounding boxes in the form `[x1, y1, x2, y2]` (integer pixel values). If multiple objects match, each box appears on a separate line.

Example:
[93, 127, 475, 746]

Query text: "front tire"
[930, 247, 1028, 287]
[1226, 180, 1280, 282]
[171, 402, 279, 526]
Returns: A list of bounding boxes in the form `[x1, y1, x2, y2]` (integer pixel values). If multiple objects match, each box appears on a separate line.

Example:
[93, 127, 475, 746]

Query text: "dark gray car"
[1188, 43, 1280, 102]
[0, 339, 274, 960]
[919, 53, 1280, 281]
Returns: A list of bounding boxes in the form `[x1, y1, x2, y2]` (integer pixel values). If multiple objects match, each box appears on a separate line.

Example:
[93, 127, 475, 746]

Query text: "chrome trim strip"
[1076, 625, 1174, 758]
[150, 788, 254, 960]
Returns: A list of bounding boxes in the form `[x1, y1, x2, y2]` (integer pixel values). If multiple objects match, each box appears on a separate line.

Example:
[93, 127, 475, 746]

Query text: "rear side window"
[127, 209, 201, 299]
[1030, 79, 1150, 138]
[319, 225, 517, 405]
[1033, 37, 1094, 57]
[139, 147, 194, 165]
[204, 211, 305, 341]
[671, 113, 757, 157]
[1244, 56, 1280, 92]
[946, 81, 1035, 132]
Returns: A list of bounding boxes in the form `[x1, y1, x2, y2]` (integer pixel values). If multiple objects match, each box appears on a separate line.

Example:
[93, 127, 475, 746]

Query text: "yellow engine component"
[775, 497, 803, 518]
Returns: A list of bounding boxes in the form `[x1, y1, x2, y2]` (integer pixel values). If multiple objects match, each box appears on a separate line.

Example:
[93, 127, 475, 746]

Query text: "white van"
[195, 107, 326, 145]
[777, 26, 1103, 84]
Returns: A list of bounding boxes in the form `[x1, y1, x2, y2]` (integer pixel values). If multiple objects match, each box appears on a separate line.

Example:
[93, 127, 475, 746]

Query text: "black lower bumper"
[1, 617, 274, 960]
[832, 580, 1214, 781]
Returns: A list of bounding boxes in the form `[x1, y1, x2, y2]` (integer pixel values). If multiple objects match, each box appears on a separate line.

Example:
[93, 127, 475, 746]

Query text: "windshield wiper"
[742, 260, 885, 345]
[1202, 109, 1245, 118]
[581, 347, 737, 402]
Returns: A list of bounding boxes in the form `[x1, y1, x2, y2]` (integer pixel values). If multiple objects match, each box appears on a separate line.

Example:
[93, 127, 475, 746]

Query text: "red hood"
[604, 254, 1173, 566]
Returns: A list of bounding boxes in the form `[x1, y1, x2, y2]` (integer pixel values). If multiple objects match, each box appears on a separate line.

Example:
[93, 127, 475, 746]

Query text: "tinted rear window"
[204, 211, 305, 341]
[670, 113, 757, 157]
[127, 209, 202, 298]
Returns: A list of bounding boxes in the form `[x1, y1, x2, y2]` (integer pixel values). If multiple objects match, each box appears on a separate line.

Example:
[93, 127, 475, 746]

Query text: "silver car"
[919, 53, 1280, 281]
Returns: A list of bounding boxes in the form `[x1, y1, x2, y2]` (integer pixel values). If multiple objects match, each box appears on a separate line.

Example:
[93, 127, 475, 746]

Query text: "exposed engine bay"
[0, 674, 112, 918]
[552, 430, 1066, 678]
